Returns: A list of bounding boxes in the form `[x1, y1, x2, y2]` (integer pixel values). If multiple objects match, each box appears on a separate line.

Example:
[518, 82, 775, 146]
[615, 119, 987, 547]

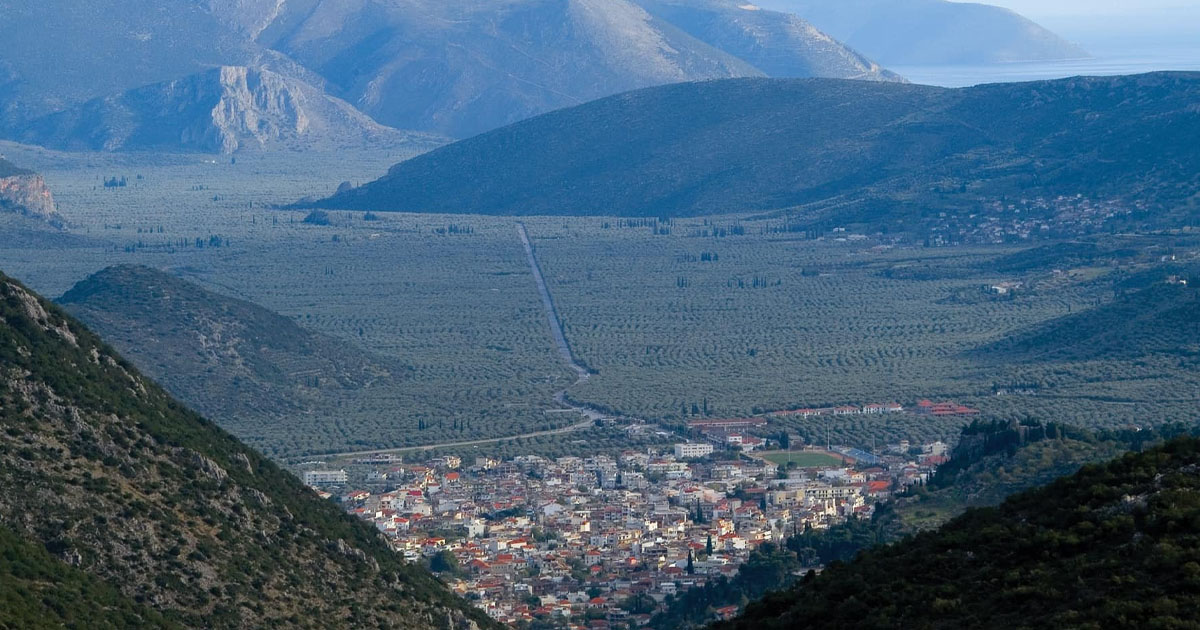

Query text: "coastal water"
[893, 48, 1200, 87]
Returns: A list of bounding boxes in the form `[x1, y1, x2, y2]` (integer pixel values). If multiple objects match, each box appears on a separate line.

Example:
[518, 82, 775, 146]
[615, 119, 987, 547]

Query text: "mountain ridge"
[307, 72, 1200, 235]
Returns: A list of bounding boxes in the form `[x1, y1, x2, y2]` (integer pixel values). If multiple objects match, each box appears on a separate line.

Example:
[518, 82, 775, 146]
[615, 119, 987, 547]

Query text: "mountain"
[58, 265, 403, 455]
[0, 0, 274, 123]
[2, 0, 898, 148]
[0, 157, 60, 224]
[237, 0, 898, 138]
[308, 72, 1200, 233]
[18, 67, 440, 154]
[0, 270, 491, 628]
[632, 0, 897, 80]
[753, 0, 1087, 65]
[719, 436, 1200, 630]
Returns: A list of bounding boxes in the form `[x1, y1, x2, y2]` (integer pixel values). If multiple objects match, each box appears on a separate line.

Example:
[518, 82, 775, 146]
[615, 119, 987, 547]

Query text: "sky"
[961, 0, 1194, 18]
[962, 0, 1200, 54]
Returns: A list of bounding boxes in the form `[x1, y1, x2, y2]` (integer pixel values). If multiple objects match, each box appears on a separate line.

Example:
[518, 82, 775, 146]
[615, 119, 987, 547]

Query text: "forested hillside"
[0, 271, 492, 629]
[720, 436, 1200, 630]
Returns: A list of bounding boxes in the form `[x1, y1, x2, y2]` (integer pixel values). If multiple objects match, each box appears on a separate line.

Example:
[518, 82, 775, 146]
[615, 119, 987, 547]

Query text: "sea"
[892, 47, 1200, 88]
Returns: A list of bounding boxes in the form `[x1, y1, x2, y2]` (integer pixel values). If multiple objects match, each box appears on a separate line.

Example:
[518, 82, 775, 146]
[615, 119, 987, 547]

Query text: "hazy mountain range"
[0, 0, 1079, 151]
[753, 0, 1088, 65]
[310, 72, 1200, 234]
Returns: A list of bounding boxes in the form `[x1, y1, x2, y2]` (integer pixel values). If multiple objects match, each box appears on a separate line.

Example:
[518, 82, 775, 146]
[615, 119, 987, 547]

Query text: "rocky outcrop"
[0, 158, 60, 223]
[19, 66, 443, 154]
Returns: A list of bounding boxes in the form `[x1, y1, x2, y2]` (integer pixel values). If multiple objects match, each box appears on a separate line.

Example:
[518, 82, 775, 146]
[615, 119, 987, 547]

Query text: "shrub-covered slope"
[0, 271, 492, 629]
[58, 265, 405, 454]
[720, 436, 1200, 630]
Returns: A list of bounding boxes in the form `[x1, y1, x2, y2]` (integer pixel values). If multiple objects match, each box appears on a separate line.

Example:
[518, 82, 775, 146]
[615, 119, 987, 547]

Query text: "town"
[303, 429, 951, 628]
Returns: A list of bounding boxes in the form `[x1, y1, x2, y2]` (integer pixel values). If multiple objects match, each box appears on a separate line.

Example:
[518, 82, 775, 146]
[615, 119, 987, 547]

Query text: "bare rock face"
[0, 158, 60, 223]
[19, 66, 442, 154]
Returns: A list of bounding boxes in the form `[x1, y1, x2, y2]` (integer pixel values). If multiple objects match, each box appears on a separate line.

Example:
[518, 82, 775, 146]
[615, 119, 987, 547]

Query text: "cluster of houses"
[765, 399, 979, 419]
[306, 440, 949, 627]
[927, 194, 1143, 245]
[770, 403, 904, 418]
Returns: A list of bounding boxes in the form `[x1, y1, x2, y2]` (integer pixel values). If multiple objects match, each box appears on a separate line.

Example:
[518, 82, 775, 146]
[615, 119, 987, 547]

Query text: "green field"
[758, 450, 846, 468]
[2, 141, 1197, 459]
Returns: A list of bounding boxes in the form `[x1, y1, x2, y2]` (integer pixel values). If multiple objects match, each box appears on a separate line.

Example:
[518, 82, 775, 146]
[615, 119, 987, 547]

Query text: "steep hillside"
[0, 271, 491, 629]
[245, 0, 895, 138]
[58, 265, 404, 454]
[310, 72, 1200, 232]
[0, 157, 60, 224]
[755, 0, 1087, 65]
[18, 67, 440, 154]
[720, 436, 1200, 629]
[0, 524, 178, 629]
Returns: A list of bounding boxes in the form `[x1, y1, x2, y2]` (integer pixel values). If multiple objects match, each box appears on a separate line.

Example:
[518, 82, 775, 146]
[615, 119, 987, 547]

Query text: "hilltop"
[719, 435, 1200, 629]
[58, 265, 406, 456]
[0, 270, 493, 628]
[309, 72, 1200, 235]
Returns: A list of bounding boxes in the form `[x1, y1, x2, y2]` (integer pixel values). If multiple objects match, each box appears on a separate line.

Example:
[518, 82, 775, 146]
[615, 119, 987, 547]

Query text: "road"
[517, 222, 591, 381]
[307, 223, 612, 463]
[318, 418, 599, 461]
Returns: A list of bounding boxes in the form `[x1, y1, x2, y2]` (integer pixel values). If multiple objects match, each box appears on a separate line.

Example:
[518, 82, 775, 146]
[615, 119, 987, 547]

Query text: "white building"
[304, 469, 348, 486]
[674, 442, 714, 459]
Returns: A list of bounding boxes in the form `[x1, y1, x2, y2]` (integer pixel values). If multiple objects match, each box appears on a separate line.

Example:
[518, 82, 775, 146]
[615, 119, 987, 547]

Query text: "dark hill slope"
[0, 271, 491, 629]
[58, 265, 404, 456]
[977, 278, 1200, 363]
[311, 72, 1200, 226]
[0, 157, 33, 178]
[720, 436, 1200, 630]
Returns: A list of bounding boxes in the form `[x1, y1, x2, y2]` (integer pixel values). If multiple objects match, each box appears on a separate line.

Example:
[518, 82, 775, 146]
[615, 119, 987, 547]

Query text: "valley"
[2, 141, 1196, 464]
[2, 0, 1197, 626]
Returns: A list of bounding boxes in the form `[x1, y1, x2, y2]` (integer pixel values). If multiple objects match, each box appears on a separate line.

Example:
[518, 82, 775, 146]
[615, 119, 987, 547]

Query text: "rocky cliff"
[19, 66, 443, 154]
[0, 158, 60, 223]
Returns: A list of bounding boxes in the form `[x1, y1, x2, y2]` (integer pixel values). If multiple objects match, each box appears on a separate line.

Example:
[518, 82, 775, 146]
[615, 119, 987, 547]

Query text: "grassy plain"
[1, 141, 1196, 458]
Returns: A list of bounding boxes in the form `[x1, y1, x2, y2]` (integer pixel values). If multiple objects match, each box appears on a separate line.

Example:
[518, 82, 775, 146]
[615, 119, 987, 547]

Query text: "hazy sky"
[964, 0, 1193, 17]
